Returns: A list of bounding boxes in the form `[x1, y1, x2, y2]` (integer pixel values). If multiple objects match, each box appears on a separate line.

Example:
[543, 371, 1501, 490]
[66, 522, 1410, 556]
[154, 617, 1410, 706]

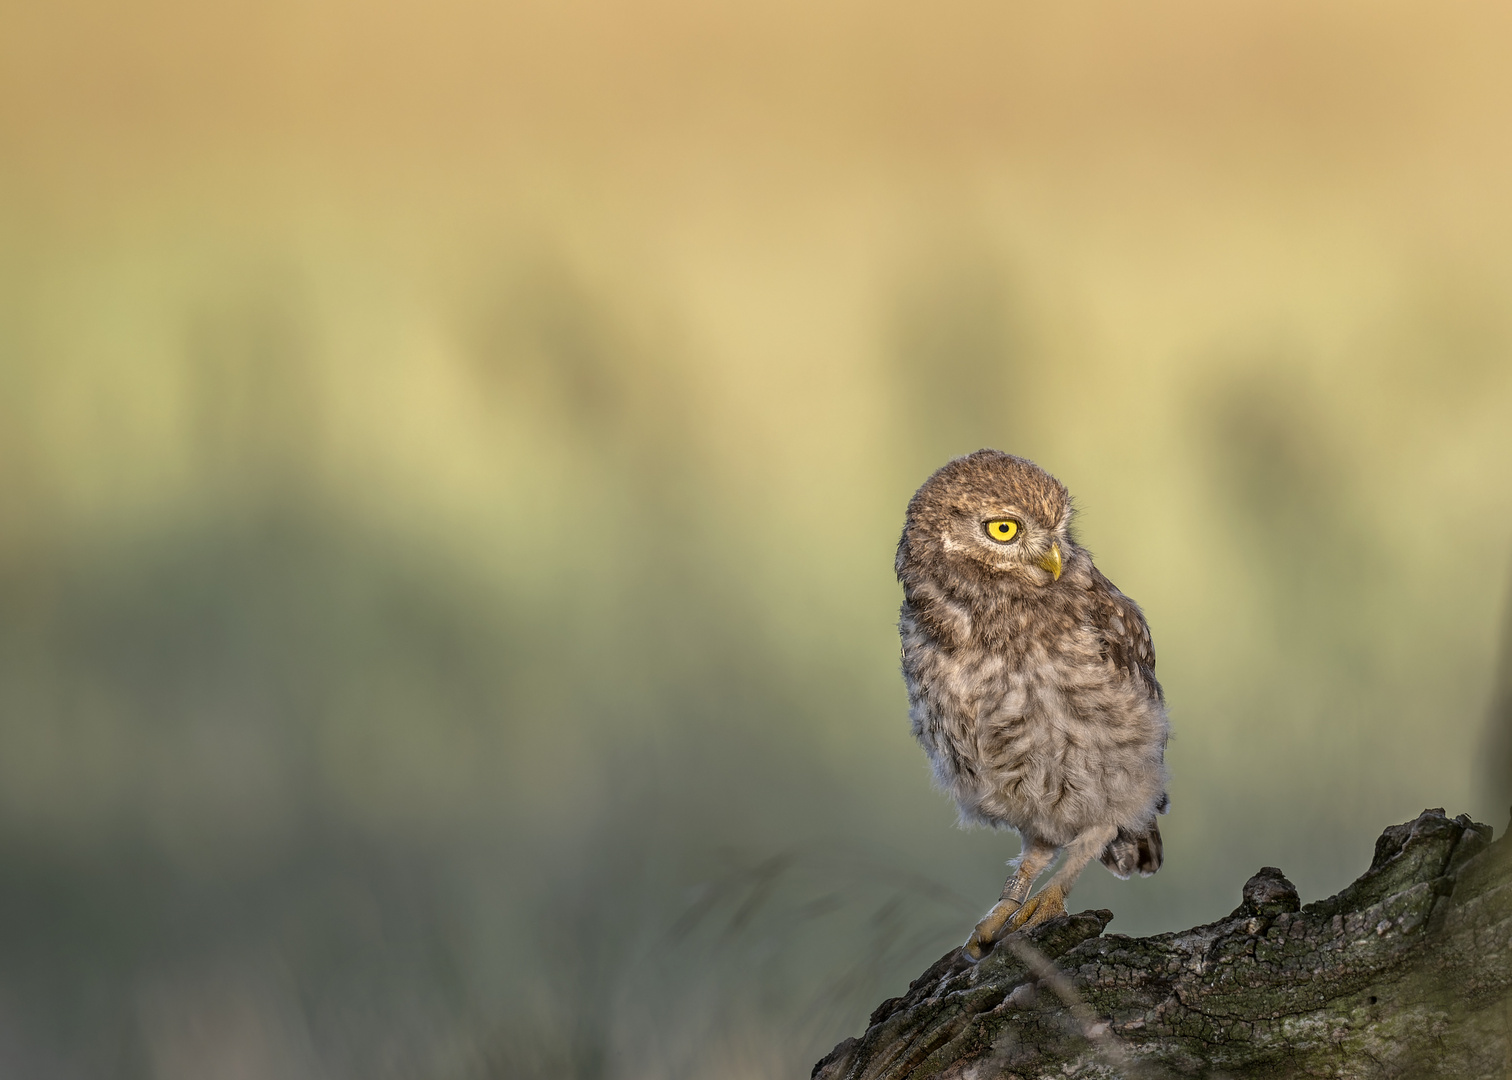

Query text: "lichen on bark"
[814, 809, 1512, 1080]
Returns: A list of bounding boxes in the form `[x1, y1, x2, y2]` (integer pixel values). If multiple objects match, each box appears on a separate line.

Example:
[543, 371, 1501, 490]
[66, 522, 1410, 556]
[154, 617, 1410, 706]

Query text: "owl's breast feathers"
[899, 561, 1163, 702]
[899, 558, 1169, 839]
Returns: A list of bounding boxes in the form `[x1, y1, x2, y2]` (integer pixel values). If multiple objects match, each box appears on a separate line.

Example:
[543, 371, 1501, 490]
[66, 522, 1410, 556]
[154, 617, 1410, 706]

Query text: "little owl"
[896, 450, 1169, 960]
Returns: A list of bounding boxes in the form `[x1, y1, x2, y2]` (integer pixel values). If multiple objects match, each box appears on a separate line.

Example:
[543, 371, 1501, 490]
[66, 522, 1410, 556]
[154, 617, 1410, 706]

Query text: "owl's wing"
[1088, 567, 1164, 705]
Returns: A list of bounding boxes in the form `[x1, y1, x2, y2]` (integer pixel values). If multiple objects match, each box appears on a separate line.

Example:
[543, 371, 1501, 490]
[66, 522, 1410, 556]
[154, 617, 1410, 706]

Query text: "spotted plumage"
[896, 449, 1170, 957]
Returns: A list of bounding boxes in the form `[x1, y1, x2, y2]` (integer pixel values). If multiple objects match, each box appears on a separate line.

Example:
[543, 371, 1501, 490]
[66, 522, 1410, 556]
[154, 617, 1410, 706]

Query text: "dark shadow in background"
[1483, 555, 1512, 828]
[1193, 361, 1381, 669]
[0, 506, 979, 1078]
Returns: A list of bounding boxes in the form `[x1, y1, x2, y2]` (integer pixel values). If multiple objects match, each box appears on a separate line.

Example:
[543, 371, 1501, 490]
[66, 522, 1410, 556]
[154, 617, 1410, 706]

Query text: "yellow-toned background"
[3, 2, 1511, 1075]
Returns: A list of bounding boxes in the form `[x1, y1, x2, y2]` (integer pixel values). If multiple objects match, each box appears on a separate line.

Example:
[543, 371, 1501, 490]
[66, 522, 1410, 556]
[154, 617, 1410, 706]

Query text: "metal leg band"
[1000, 878, 1030, 904]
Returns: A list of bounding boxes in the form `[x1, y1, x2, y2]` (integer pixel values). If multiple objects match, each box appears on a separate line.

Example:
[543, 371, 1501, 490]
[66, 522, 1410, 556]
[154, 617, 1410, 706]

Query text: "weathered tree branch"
[814, 809, 1512, 1079]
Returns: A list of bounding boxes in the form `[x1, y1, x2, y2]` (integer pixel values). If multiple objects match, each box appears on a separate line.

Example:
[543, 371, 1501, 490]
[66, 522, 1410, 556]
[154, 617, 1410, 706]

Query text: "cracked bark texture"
[814, 809, 1512, 1080]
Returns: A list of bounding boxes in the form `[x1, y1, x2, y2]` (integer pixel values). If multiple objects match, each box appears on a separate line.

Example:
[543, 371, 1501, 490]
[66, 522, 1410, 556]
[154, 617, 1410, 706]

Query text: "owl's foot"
[1005, 884, 1067, 931]
[963, 898, 1022, 962]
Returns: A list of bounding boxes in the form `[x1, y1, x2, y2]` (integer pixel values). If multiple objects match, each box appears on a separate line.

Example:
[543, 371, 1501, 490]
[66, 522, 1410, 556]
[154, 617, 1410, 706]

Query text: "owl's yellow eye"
[984, 519, 1019, 543]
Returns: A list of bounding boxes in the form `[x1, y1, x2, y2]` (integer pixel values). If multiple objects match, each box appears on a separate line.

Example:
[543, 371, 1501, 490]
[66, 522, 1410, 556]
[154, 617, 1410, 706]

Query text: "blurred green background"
[3, 1, 1512, 1075]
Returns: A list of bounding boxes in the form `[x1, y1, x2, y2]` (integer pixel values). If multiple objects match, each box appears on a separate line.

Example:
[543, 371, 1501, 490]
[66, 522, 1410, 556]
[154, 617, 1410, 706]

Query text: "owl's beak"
[1038, 542, 1063, 581]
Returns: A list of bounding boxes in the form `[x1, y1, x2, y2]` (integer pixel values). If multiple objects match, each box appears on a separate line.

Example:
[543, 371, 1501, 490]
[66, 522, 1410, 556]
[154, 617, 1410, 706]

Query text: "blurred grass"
[3, 1, 1512, 1076]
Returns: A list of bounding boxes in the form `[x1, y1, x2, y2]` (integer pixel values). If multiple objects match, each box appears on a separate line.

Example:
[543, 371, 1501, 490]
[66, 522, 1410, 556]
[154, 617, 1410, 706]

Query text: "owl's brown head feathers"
[896, 449, 1079, 596]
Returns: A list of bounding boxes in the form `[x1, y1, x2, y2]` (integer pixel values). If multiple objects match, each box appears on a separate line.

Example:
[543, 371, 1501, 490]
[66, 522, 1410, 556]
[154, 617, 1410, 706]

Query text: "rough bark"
[814, 809, 1512, 1080]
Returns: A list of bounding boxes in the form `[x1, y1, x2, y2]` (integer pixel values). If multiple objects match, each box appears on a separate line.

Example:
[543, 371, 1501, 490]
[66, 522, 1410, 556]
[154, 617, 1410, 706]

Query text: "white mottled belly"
[904, 628, 1167, 846]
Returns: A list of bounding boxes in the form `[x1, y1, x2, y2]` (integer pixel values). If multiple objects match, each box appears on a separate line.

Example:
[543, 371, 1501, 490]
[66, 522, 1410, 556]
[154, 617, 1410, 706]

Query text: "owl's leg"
[963, 837, 1058, 961]
[1007, 823, 1120, 931]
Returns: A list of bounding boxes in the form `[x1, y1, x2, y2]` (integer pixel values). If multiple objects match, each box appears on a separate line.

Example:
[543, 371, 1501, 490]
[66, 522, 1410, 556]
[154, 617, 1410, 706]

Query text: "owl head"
[896, 449, 1075, 593]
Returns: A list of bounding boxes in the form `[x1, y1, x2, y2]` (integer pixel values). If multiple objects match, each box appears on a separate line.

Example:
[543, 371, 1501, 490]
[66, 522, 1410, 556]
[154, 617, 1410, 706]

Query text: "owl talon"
[1006, 884, 1067, 931]
[963, 898, 1022, 961]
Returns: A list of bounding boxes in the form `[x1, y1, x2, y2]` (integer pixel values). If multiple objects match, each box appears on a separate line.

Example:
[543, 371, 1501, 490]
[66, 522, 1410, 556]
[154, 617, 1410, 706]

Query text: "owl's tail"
[1100, 821, 1163, 879]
